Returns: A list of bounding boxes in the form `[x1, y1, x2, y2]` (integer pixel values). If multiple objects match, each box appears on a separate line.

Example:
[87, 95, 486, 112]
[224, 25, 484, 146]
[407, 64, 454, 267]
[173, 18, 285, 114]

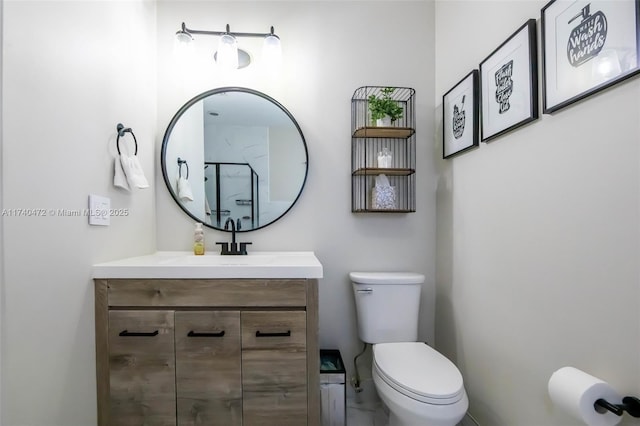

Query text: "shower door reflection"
[205, 162, 259, 229]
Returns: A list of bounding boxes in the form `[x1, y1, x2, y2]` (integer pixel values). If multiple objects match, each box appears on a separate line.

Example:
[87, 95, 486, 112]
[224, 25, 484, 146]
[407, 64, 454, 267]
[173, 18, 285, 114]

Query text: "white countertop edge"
[92, 269, 324, 279]
[92, 251, 324, 279]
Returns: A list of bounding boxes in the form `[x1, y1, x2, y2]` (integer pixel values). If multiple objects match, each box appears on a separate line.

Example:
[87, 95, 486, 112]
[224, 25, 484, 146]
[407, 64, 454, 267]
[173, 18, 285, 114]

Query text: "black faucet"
[216, 217, 252, 255]
[225, 217, 237, 249]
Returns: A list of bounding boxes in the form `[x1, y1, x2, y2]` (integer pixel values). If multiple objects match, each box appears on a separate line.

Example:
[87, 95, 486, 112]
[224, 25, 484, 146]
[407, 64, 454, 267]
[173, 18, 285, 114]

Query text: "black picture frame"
[542, 0, 640, 114]
[479, 19, 539, 142]
[443, 70, 479, 159]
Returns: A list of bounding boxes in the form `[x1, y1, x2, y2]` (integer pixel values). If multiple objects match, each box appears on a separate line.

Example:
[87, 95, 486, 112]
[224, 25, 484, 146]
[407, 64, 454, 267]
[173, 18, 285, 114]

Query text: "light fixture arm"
[180, 22, 278, 40]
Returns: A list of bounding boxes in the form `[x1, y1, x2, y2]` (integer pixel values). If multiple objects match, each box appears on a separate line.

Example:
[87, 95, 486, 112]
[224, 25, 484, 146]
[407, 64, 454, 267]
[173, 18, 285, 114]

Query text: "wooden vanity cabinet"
[108, 310, 177, 426]
[94, 278, 319, 426]
[175, 310, 242, 426]
[241, 311, 308, 425]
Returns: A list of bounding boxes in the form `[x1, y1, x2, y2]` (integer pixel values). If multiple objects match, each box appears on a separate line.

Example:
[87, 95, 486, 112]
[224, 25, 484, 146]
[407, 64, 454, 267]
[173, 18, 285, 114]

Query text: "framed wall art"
[542, 0, 640, 114]
[443, 70, 479, 159]
[480, 19, 539, 142]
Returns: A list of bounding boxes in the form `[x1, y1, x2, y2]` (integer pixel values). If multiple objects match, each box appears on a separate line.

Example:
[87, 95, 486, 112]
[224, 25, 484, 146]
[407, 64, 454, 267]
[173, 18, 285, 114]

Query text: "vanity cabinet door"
[241, 311, 307, 426]
[108, 310, 176, 426]
[175, 311, 242, 426]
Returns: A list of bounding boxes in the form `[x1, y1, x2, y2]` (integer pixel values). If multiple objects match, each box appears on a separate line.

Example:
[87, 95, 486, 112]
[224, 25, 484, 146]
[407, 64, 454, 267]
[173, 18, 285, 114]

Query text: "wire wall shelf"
[351, 86, 416, 213]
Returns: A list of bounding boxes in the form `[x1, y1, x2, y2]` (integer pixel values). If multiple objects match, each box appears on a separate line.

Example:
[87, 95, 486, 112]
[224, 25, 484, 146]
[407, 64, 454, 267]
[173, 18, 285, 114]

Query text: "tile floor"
[342, 377, 476, 426]
[346, 398, 389, 426]
[346, 398, 476, 426]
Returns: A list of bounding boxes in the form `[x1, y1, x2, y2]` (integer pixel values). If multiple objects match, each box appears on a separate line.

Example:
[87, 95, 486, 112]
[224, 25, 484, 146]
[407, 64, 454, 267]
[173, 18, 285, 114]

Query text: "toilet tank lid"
[349, 272, 425, 285]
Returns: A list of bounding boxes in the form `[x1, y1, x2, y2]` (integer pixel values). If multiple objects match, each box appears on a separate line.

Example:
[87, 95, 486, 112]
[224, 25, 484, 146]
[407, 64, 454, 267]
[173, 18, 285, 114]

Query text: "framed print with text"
[443, 70, 479, 159]
[542, 0, 640, 113]
[480, 19, 539, 142]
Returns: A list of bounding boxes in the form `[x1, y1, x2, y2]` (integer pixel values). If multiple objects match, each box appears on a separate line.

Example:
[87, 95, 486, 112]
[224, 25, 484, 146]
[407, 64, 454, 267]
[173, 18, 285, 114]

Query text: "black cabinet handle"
[187, 330, 225, 337]
[255, 330, 291, 337]
[119, 330, 159, 337]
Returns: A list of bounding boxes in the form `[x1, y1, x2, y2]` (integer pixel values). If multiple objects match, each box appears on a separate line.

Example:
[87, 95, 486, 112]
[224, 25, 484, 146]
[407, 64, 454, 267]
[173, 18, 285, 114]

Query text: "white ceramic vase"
[376, 116, 392, 127]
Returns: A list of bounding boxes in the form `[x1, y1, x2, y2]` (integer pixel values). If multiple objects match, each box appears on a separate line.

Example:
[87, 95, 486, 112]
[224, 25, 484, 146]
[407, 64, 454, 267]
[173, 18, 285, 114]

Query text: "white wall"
[156, 0, 436, 398]
[435, 1, 640, 425]
[10, 1, 635, 425]
[7, 2, 636, 425]
[0, 0, 4, 422]
[1, 1, 435, 423]
[1, 1, 157, 425]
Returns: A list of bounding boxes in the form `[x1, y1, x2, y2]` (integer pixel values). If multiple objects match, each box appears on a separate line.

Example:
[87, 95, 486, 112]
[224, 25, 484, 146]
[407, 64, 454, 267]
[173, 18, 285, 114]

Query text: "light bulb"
[175, 30, 193, 45]
[262, 34, 282, 69]
[217, 34, 239, 70]
[173, 30, 194, 60]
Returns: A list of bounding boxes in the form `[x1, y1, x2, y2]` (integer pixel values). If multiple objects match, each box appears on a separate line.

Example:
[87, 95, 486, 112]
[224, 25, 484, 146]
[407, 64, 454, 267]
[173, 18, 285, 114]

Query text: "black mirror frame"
[161, 86, 309, 233]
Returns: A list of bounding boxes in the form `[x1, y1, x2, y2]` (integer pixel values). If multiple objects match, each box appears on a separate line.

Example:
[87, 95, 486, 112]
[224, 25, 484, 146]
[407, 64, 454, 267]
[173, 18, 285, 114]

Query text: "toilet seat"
[373, 342, 464, 405]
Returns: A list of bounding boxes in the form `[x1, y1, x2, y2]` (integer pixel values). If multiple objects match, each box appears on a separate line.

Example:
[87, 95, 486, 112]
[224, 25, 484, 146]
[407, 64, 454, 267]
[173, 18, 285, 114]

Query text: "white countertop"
[92, 251, 324, 279]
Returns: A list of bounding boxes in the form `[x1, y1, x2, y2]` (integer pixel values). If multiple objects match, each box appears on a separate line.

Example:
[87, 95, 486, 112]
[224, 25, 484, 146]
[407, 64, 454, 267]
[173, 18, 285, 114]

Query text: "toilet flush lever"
[356, 288, 373, 294]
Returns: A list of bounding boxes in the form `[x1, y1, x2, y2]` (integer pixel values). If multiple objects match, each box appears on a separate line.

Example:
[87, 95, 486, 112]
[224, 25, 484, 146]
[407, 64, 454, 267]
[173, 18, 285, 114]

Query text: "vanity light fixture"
[175, 23, 281, 70]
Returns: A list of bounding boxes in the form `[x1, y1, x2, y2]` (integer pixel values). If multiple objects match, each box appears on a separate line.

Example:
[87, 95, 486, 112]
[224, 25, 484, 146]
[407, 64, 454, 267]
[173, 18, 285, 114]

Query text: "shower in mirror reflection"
[161, 87, 309, 233]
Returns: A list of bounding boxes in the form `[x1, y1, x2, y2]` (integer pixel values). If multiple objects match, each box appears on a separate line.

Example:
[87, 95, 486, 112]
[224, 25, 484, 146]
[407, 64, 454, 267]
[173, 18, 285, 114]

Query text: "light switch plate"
[88, 194, 110, 226]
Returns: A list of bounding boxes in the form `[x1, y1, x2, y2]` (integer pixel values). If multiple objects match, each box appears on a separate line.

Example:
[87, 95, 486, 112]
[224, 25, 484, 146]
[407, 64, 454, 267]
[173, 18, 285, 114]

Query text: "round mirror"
[161, 87, 308, 231]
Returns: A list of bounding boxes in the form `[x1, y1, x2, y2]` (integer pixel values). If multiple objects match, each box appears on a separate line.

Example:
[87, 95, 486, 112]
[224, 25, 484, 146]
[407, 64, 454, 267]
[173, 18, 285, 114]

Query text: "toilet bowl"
[350, 272, 468, 426]
[372, 342, 468, 426]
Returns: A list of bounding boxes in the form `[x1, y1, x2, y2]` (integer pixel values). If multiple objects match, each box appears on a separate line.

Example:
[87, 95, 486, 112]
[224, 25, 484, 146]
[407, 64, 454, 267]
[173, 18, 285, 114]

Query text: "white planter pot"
[376, 116, 392, 127]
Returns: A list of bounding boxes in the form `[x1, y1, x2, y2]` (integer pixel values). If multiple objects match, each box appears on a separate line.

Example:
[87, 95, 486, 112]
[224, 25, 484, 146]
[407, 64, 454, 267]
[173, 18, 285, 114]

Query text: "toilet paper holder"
[595, 396, 640, 418]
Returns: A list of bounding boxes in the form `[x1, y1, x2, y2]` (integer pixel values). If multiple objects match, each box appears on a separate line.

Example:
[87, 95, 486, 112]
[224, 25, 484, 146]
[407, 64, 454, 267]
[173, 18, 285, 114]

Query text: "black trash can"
[320, 349, 346, 426]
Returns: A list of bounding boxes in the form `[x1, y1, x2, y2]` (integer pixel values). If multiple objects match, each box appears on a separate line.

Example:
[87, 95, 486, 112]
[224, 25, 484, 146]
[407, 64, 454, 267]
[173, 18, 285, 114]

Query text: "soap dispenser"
[194, 222, 205, 255]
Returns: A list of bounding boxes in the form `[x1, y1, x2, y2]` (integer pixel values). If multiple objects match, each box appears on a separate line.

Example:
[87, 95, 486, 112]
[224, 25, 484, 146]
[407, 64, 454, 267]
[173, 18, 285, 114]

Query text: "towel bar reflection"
[116, 123, 138, 156]
[177, 157, 189, 179]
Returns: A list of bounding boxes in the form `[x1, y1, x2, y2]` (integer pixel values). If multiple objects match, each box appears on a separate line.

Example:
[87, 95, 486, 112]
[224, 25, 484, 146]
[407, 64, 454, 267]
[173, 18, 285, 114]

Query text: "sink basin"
[92, 251, 323, 279]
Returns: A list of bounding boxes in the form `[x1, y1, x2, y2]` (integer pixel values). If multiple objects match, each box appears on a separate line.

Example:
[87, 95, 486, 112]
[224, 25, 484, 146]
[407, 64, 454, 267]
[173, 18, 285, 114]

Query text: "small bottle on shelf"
[377, 147, 392, 168]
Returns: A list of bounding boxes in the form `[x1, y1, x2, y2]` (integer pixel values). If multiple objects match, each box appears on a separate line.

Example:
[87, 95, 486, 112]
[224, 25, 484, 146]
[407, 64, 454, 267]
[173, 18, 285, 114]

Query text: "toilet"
[350, 272, 468, 426]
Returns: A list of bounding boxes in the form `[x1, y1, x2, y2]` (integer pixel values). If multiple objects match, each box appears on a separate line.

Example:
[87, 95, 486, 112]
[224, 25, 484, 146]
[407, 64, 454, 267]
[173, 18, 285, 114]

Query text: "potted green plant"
[368, 87, 403, 126]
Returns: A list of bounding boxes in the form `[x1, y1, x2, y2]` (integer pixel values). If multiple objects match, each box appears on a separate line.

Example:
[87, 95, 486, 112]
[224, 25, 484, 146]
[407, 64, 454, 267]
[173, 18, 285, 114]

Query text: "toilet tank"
[350, 272, 424, 344]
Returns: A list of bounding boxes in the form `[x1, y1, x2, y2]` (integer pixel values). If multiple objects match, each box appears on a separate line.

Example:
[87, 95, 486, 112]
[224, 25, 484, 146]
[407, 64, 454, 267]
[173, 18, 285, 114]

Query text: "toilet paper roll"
[548, 366, 622, 426]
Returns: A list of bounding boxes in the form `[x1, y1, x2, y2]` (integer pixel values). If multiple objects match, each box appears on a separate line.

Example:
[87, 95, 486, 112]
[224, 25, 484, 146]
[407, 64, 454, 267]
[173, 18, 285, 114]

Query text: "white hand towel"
[120, 155, 149, 189]
[177, 176, 194, 201]
[113, 157, 130, 191]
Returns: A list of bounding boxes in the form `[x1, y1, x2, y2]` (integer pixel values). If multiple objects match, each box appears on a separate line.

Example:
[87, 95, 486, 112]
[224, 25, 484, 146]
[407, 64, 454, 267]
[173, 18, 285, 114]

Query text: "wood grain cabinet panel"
[242, 349, 308, 425]
[241, 311, 307, 350]
[108, 310, 176, 426]
[242, 311, 307, 425]
[95, 279, 319, 426]
[175, 311, 242, 426]
[107, 279, 307, 307]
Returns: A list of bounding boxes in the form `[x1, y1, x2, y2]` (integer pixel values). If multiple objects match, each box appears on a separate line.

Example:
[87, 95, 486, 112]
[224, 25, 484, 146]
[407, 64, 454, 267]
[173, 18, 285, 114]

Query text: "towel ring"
[116, 123, 138, 156]
[178, 157, 189, 179]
